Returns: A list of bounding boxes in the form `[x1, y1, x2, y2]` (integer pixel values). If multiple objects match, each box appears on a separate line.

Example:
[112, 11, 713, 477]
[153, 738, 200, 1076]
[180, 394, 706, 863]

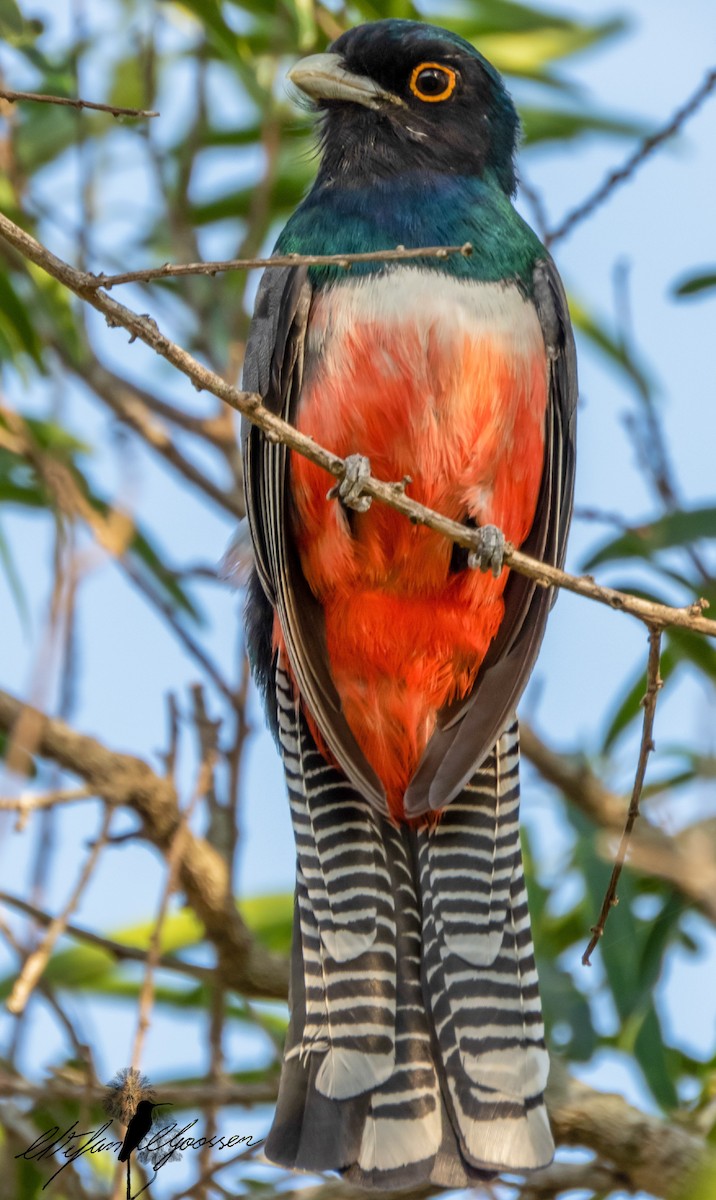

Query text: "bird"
[241, 17, 576, 1190]
[118, 1100, 171, 1163]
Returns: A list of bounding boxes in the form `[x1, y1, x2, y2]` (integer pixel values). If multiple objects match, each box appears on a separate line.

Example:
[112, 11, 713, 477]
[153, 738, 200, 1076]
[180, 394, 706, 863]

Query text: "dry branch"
[0, 891, 214, 983]
[85, 244, 475, 289]
[0, 688, 289, 1002]
[520, 723, 716, 924]
[6, 806, 114, 1015]
[547, 66, 716, 245]
[0, 88, 158, 119]
[582, 628, 663, 963]
[0, 211, 714, 641]
[1, 693, 715, 1197]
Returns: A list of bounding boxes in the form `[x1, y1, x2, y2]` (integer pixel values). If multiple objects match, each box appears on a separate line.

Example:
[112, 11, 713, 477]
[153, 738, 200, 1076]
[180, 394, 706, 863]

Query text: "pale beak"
[287, 52, 405, 111]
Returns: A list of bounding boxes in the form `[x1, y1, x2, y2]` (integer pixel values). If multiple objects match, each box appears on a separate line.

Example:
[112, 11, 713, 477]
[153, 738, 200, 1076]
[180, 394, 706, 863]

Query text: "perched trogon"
[242, 18, 577, 1190]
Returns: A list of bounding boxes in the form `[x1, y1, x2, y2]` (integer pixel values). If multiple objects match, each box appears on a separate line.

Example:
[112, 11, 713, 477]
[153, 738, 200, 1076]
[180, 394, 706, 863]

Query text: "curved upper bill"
[288, 52, 405, 111]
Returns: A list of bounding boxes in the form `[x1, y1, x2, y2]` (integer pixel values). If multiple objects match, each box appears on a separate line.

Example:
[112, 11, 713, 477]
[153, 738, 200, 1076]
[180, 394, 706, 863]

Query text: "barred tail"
[265, 662, 553, 1187]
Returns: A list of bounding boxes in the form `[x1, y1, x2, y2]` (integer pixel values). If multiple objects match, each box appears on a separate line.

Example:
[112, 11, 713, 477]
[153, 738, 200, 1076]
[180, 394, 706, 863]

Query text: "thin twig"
[548, 67, 716, 245]
[130, 757, 214, 1068]
[0, 211, 714, 641]
[84, 243, 475, 289]
[0, 1071, 277, 1107]
[582, 628, 664, 964]
[0, 890, 213, 983]
[520, 723, 716, 924]
[0, 687, 290, 1000]
[0, 785, 92, 819]
[6, 805, 114, 1014]
[118, 554, 236, 706]
[0, 87, 158, 119]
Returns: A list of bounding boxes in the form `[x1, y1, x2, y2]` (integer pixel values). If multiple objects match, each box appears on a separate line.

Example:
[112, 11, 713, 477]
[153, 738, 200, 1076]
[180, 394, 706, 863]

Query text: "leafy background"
[0, 0, 715, 1197]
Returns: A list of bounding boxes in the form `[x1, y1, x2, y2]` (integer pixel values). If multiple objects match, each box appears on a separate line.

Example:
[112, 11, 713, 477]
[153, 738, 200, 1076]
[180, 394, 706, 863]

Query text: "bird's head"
[289, 19, 519, 195]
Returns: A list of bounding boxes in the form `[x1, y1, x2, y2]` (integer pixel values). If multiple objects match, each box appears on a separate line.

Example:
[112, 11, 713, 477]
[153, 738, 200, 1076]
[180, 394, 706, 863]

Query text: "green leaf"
[0, 516, 30, 626]
[240, 892, 293, 956]
[521, 106, 646, 146]
[569, 298, 653, 398]
[583, 506, 716, 571]
[672, 270, 716, 299]
[633, 1004, 679, 1109]
[0, 272, 45, 366]
[0, 0, 26, 37]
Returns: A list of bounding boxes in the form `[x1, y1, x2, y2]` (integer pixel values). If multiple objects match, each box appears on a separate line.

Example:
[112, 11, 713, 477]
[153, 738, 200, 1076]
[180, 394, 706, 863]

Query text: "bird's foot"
[467, 524, 506, 577]
[327, 454, 372, 512]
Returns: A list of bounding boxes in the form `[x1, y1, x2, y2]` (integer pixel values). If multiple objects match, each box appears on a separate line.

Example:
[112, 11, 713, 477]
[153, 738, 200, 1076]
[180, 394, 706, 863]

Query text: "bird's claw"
[467, 524, 506, 577]
[328, 454, 372, 512]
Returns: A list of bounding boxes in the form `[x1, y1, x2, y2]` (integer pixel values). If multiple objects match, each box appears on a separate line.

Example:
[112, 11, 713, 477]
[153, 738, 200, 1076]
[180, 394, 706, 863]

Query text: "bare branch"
[582, 628, 664, 964]
[6, 805, 114, 1014]
[0, 87, 158, 119]
[0, 785, 92, 818]
[130, 757, 211, 1068]
[520, 723, 716, 924]
[84, 243, 475, 289]
[0, 688, 289, 1001]
[0, 1071, 276, 1108]
[0, 211, 714, 641]
[0, 890, 214, 983]
[548, 67, 716, 245]
[546, 1062, 715, 1200]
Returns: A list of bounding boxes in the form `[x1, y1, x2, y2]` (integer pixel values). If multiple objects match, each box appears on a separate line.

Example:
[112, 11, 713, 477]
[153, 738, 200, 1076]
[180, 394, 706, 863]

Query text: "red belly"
[287, 284, 548, 819]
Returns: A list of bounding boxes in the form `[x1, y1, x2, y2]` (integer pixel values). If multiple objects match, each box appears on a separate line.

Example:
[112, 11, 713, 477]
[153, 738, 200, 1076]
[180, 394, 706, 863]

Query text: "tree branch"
[0, 211, 714, 640]
[0, 890, 214, 984]
[547, 67, 716, 245]
[0, 88, 158, 119]
[582, 628, 663, 963]
[84, 244, 475, 289]
[520, 722, 716, 925]
[0, 688, 289, 1002]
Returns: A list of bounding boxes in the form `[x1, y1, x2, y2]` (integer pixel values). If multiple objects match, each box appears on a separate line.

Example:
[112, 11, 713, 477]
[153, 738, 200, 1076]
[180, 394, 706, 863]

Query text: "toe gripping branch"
[327, 454, 373, 513]
[326, 459, 505, 576]
[450, 518, 506, 577]
[467, 524, 506, 577]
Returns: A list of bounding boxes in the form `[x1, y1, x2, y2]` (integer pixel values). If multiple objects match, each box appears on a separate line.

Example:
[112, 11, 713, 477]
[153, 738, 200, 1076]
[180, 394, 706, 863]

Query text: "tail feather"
[266, 675, 553, 1187]
[417, 722, 553, 1171]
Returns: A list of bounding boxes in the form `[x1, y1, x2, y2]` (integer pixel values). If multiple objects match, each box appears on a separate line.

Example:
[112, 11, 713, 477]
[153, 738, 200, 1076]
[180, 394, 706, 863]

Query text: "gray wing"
[403, 256, 577, 817]
[242, 265, 387, 813]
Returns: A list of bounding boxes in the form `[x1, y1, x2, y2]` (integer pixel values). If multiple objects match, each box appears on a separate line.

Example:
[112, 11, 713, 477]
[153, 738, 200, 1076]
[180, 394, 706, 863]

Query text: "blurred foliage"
[0, 1, 715, 1199]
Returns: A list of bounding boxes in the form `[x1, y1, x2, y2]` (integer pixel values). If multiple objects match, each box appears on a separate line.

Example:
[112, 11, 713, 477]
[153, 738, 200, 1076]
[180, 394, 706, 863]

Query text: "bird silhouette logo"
[118, 1099, 173, 1162]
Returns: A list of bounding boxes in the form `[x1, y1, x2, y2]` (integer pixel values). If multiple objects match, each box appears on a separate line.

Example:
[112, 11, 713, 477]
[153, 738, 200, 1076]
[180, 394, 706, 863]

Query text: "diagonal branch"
[0, 210, 714, 640]
[0, 890, 214, 983]
[547, 67, 716, 246]
[0, 688, 289, 1002]
[520, 723, 716, 925]
[582, 628, 663, 963]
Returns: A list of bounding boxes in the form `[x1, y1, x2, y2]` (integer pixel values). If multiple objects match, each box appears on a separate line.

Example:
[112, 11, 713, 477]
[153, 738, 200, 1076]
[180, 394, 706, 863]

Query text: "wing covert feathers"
[265, 674, 553, 1186]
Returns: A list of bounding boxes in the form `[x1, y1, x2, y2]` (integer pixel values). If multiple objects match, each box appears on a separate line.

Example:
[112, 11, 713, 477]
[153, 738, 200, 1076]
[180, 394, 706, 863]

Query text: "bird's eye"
[409, 62, 457, 103]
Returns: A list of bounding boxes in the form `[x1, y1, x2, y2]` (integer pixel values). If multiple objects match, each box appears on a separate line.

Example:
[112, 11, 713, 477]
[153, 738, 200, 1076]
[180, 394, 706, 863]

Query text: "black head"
[289, 19, 519, 194]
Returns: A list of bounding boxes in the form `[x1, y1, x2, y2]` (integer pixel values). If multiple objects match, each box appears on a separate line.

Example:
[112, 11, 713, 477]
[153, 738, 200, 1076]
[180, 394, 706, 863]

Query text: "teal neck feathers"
[276, 172, 545, 291]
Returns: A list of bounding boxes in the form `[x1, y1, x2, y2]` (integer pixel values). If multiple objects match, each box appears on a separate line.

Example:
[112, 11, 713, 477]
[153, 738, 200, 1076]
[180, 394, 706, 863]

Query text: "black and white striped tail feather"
[274, 660, 397, 1100]
[267, 659, 553, 1184]
[417, 721, 553, 1171]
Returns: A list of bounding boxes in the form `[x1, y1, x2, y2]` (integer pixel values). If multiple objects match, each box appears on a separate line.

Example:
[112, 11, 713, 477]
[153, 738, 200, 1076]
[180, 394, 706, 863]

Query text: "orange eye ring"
[409, 62, 457, 103]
